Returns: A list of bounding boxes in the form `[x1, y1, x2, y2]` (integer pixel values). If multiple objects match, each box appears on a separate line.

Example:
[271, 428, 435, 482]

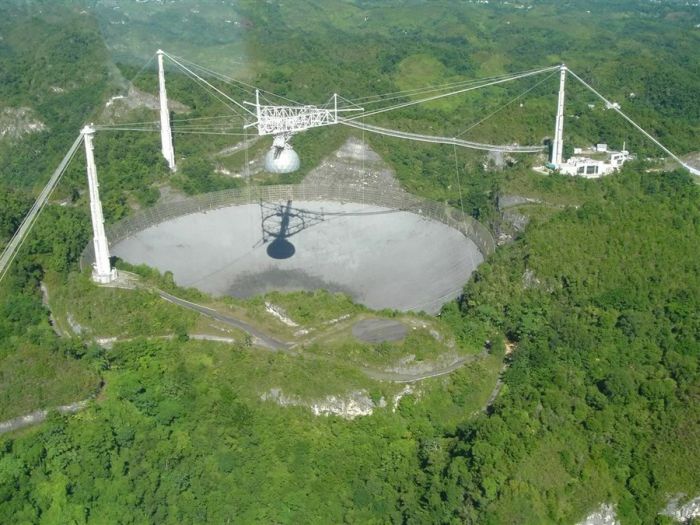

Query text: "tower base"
[92, 268, 118, 284]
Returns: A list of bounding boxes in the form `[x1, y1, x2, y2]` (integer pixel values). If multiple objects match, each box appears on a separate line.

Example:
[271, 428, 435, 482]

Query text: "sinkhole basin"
[110, 199, 486, 314]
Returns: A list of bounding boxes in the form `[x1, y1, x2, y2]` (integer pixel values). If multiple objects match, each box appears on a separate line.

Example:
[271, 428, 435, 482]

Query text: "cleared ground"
[352, 319, 408, 343]
[113, 200, 482, 314]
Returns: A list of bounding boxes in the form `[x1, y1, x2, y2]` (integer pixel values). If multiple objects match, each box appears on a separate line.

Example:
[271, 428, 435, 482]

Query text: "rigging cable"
[567, 68, 689, 168]
[452, 143, 467, 223]
[348, 65, 551, 104]
[0, 134, 84, 283]
[455, 70, 558, 138]
[345, 65, 559, 121]
[162, 51, 255, 117]
[167, 54, 303, 106]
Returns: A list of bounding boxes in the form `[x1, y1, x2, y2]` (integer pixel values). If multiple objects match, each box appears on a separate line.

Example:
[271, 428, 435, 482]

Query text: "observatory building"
[557, 145, 633, 178]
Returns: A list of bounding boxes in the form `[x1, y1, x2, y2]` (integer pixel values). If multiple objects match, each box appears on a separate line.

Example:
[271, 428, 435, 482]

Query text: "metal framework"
[248, 90, 340, 136]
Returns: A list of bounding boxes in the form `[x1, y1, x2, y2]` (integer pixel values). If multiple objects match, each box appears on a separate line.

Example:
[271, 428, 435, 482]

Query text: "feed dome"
[264, 146, 300, 173]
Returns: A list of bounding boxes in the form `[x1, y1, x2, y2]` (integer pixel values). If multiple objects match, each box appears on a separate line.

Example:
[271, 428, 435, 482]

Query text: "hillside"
[0, 1, 699, 523]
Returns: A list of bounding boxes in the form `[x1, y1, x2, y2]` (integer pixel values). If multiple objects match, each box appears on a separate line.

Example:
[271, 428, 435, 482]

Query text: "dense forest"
[1, 1, 699, 523]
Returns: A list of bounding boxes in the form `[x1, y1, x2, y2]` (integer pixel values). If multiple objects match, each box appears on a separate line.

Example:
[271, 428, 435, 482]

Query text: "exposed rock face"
[261, 388, 386, 419]
[264, 302, 298, 327]
[391, 385, 414, 411]
[302, 136, 404, 192]
[101, 85, 189, 121]
[522, 268, 541, 289]
[66, 313, 85, 335]
[660, 494, 700, 522]
[576, 504, 619, 525]
[0, 107, 46, 141]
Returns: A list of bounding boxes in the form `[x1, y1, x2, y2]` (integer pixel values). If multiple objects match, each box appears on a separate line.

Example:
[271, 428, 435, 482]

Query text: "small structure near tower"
[557, 145, 633, 178]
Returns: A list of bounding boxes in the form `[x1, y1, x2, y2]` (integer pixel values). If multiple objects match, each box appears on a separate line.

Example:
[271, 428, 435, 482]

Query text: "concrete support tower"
[157, 49, 176, 171]
[82, 125, 116, 284]
[551, 64, 567, 166]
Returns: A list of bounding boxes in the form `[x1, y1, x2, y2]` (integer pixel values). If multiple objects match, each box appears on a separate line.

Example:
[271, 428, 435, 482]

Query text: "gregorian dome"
[264, 133, 301, 173]
[264, 144, 301, 173]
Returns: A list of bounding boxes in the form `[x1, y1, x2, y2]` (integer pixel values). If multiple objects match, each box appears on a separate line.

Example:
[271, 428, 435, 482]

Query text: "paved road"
[0, 399, 92, 435]
[160, 290, 489, 382]
[158, 290, 292, 351]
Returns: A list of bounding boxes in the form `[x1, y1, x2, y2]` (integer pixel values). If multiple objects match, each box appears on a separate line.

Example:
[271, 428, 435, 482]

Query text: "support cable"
[95, 115, 245, 130]
[0, 134, 84, 283]
[94, 127, 251, 137]
[173, 67, 248, 118]
[349, 65, 552, 104]
[345, 66, 559, 121]
[340, 119, 544, 153]
[162, 52, 255, 117]
[126, 52, 157, 87]
[167, 54, 302, 106]
[455, 70, 558, 138]
[567, 68, 693, 171]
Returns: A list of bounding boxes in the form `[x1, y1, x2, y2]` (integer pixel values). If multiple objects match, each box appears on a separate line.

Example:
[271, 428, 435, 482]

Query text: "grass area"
[0, 341, 101, 421]
[102, 328, 501, 424]
[252, 289, 365, 326]
[48, 267, 477, 383]
[507, 203, 566, 227]
[49, 272, 198, 339]
[394, 54, 461, 112]
[500, 167, 604, 207]
[304, 313, 478, 369]
[190, 317, 247, 342]
[42, 266, 500, 409]
[109, 338, 392, 403]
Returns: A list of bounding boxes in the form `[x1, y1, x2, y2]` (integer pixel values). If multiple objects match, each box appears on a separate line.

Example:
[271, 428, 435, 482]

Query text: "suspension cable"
[455, 70, 558, 138]
[167, 54, 303, 106]
[0, 134, 84, 283]
[162, 52, 255, 117]
[345, 65, 559, 121]
[349, 66, 554, 106]
[567, 68, 687, 167]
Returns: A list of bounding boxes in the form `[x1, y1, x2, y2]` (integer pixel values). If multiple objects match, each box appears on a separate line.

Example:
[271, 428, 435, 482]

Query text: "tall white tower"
[157, 49, 176, 171]
[551, 64, 567, 166]
[82, 125, 116, 284]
